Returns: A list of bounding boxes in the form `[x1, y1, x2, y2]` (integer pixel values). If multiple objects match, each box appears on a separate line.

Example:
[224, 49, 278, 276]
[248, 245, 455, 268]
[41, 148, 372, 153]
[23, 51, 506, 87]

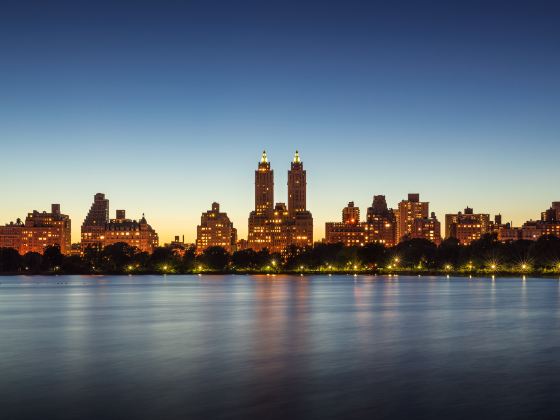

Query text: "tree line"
[1, 234, 560, 275]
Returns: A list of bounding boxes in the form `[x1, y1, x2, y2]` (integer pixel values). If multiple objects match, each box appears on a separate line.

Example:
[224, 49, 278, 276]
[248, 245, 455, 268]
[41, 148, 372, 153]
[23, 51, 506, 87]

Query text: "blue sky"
[1, 0, 559, 243]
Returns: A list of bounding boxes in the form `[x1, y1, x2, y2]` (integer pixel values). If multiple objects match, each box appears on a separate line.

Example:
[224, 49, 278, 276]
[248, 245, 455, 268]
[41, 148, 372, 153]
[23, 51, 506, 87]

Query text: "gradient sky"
[1, 0, 559, 244]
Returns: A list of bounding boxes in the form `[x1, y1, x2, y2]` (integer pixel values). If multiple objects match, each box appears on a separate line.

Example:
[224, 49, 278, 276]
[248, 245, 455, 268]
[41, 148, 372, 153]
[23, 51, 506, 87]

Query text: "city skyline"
[1, 1, 559, 245]
[1, 149, 559, 248]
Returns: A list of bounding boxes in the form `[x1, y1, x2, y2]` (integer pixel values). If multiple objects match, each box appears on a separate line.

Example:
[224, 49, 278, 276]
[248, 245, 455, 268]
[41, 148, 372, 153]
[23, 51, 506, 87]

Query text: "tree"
[23, 252, 43, 273]
[101, 242, 139, 273]
[231, 249, 259, 269]
[529, 235, 560, 268]
[182, 246, 196, 271]
[42, 245, 63, 272]
[198, 246, 230, 271]
[437, 238, 460, 267]
[0, 248, 22, 272]
[395, 239, 437, 268]
[149, 247, 180, 272]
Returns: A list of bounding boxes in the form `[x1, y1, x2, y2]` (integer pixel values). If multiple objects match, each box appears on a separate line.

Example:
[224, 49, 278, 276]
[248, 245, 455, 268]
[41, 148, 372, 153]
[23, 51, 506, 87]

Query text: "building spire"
[261, 150, 268, 163]
[293, 150, 300, 163]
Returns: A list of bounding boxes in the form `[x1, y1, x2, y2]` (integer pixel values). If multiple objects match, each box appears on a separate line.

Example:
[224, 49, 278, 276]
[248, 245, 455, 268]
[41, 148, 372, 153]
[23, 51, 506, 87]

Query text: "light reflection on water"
[1, 275, 560, 420]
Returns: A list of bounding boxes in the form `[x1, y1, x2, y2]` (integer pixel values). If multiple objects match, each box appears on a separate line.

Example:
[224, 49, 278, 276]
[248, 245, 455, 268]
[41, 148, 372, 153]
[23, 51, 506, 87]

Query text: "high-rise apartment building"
[81, 193, 110, 250]
[196, 202, 237, 254]
[0, 204, 71, 254]
[325, 202, 366, 246]
[81, 193, 158, 253]
[288, 151, 306, 215]
[395, 193, 429, 241]
[365, 195, 397, 247]
[410, 212, 442, 245]
[248, 151, 313, 253]
[445, 207, 491, 245]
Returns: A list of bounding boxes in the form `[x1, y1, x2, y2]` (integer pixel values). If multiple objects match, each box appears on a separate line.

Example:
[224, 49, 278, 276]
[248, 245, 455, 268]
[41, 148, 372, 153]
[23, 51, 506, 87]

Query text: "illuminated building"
[395, 193, 429, 241]
[196, 202, 237, 254]
[0, 220, 24, 251]
[81, 193, 158, 253]
[445, 207, 491, 245]
[497, 224, 521, 242]
[248, 151, 313, 253]
[0, 204, 71, 255]
[365, 195, 397, 247]
[325, 202, 366, 246]
[81, 193, 109, 250]
[410, 212, 442, 245]
[288, 151, 314, 247]
[498, 202, 560, 242]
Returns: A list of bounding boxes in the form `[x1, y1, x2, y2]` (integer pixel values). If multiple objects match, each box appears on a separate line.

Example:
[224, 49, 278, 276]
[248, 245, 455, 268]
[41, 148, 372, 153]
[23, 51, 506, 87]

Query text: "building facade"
[325, 202, 367, 247]
[248, 151, 313, 253]
[196, 202, 237, 254]
[365, 195, 397, 247]
[81, 193, 159, 253]
[445, 207, 491, 245]
[0, 204, 71, 255]
[395, 193, 429, 241]
[410, 212, 442, 245]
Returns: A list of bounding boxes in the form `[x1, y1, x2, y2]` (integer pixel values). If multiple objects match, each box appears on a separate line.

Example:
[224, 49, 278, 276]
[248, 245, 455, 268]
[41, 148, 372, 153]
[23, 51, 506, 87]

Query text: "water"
[1, 275, 560, 420]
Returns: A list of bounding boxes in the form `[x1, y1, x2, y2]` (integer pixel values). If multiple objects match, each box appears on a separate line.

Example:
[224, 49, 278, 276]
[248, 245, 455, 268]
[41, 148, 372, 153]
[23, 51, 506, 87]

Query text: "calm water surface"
[2, 275, 560, 419]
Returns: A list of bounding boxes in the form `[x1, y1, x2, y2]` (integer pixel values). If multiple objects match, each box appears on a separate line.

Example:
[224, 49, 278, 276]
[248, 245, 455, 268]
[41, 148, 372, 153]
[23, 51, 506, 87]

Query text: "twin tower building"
[247, 150, 313, 253]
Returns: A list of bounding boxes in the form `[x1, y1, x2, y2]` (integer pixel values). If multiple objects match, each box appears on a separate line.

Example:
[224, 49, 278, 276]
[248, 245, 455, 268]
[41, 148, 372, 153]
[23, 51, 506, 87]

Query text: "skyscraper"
[248, 150, 313, 253]
[255, 151, 274, 216]
[248, 151, 274, 250]
[288, 150, 306, 216]
[288, 151, 313, 248]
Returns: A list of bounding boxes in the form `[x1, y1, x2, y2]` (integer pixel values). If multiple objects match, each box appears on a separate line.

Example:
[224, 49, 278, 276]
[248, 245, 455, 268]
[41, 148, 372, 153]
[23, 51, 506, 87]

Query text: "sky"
[1, 0, 559, 244]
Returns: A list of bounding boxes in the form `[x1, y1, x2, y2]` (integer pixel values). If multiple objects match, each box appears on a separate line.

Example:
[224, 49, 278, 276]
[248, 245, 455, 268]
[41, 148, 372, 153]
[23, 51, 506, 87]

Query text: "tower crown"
[261, 150, 268, 163]
[293, 150, 300, 163]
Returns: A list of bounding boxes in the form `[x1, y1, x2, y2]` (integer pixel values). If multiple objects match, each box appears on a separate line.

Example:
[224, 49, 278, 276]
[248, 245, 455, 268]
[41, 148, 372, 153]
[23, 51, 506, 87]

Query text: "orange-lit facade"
[445, 207, 491, 245]
[0, 204, 71, 255]
[365, 195, 397, 246]
[196, 202, 237, 254]
[248, 151, 313, 253]
[410, 212, 442, 245]
[325, 202, 367, 246]
[395, 193, 429, 241]
[81, 193, 158, 253]
[499, 202, 560, 242]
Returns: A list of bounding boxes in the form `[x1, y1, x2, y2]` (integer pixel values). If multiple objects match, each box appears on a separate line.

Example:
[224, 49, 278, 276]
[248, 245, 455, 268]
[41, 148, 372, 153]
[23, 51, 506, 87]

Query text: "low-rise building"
[0, 204, 71, 255]
[325, 202, 366, 246]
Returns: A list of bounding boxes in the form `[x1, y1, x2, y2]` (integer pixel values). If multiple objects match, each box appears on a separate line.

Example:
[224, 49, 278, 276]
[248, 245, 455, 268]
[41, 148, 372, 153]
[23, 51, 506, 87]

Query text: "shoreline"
[2, 270, 560, 278]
